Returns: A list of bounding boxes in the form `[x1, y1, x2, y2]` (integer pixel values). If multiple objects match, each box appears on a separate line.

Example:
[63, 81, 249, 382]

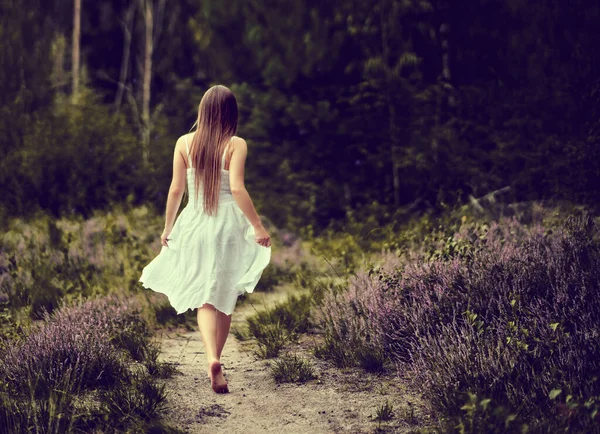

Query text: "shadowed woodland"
[1, 0, 599, 228]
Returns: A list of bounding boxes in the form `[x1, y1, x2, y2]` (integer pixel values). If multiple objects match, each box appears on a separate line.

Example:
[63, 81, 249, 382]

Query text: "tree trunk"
[51, 34, 67, 91]
[388, 98, 401, 206]
[440, 22, 454, 108]
[432, 10, 452, 165]
[141, 0, 153, 167]
[72, 0, 81, 101]
[115, 3, 136, 113]
[380, 1, 401, 206]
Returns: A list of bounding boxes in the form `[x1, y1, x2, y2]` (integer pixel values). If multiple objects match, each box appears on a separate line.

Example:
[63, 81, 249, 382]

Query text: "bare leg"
[216, 310, 232, 360]
[197, 304, 228, 393]
[197, 304, 218, 363]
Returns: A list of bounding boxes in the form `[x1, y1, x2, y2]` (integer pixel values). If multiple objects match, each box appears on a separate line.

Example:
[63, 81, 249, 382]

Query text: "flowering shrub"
[0, 295, 173, 432]
[316, 209, 600, 431]
[314, 253, 399, 371]
[2, 295, 143, 398]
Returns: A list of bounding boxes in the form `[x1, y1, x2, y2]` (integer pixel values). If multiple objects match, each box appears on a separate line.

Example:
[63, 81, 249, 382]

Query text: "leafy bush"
[0, 90, 148, 219]
[455, 393, 528, 434]
[317, 209, 600, 431]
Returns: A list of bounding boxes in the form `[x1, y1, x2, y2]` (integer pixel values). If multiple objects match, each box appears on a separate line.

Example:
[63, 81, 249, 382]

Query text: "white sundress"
[139, 135, 271, 315]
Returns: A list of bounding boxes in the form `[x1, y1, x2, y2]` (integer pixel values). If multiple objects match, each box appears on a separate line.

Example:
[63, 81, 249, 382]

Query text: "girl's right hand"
[254, 225, 271, 247]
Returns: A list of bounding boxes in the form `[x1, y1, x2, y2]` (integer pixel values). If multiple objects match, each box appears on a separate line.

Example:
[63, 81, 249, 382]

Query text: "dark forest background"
[1, 0, 599, 230]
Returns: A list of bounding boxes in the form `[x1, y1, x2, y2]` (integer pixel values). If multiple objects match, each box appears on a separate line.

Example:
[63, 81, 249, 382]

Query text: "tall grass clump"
[317, 209, 600, 431]
[246, 294, 312, 358]
[270, 353, 315, 383]
[0, 295, 175, 433]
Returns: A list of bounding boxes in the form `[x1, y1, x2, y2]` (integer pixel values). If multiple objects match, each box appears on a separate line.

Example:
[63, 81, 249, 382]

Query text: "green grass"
[247, 294, 312, 336]
[231, 325, 251, 341]
[253, 322, 289, 359]
[374, 400, 394, 422]
[270, 353, 315, 384]
[97, 369, 168, 427]
[246, 294, 312, 359]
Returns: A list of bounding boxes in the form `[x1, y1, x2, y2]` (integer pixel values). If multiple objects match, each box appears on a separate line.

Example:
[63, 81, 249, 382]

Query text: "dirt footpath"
[157, 294, 434, 434]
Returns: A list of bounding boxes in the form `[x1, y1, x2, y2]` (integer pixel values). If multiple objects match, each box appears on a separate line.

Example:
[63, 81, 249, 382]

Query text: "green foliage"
[374, 400, 395, 422]
[193, 0, 600, 230]
[1, 90, 146, 217]
[246, 294, 312, 358]
[254, 263, 295, 292]
[270, 353, 315, 384]
[310, 229, 367, 275]
[0, 207, 164, 319]
[547, 389, 600, 433]
[455, 393, 528, 434]
[1, 0, 600, 232]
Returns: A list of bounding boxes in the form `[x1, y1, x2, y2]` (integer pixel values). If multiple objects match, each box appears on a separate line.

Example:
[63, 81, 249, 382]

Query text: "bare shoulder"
[231, 136, 248, 153]
[177, 132, 196, 151]
[177, 132, 194, 148]
[174, 133, 193, 165]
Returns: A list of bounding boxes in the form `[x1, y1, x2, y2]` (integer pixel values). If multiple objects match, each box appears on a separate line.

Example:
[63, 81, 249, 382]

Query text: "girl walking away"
[139, 85, 271, 394]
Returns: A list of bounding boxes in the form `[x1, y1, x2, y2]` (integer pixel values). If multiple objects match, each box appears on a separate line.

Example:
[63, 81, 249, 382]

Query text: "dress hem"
[139, 265, 266, 316]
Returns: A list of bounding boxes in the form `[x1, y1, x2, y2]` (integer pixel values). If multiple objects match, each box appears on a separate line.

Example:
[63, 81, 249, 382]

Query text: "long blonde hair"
[189, 85, 238, 215]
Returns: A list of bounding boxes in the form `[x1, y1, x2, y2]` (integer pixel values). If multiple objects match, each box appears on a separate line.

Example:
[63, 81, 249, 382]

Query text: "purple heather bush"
[0, 294, 171, 433]
[315, 252, 400, 371]
[316, 211, 600, 431]
[1, 295, 145, 398]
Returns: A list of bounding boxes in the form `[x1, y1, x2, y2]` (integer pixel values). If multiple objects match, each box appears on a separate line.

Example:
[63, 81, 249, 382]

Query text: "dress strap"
[184, 135, 192, 168]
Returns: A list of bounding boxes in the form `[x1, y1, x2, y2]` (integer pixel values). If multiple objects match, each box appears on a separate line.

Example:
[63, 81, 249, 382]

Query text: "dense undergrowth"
[0, 295, 178, 433]
[4, 200, 599, 432]
[241, 202, 600, 432]
[0, 206, 282, 332]
[319, 204, 600, 432]
[0, 207, 163, 320]
[0, 206, 292, 432]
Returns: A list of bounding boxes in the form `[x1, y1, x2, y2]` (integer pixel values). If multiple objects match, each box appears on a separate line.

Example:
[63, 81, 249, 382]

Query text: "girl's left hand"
[160, 228, 172, 247]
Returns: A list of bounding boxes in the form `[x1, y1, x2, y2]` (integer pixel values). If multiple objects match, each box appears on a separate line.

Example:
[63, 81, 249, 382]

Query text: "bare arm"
[161, 137, 187, 246]
[229, 137, 271, 247]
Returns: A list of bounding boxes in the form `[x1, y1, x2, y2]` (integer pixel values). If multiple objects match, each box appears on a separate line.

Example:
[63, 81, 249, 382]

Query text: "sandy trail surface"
[157, 290, 433, 434]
